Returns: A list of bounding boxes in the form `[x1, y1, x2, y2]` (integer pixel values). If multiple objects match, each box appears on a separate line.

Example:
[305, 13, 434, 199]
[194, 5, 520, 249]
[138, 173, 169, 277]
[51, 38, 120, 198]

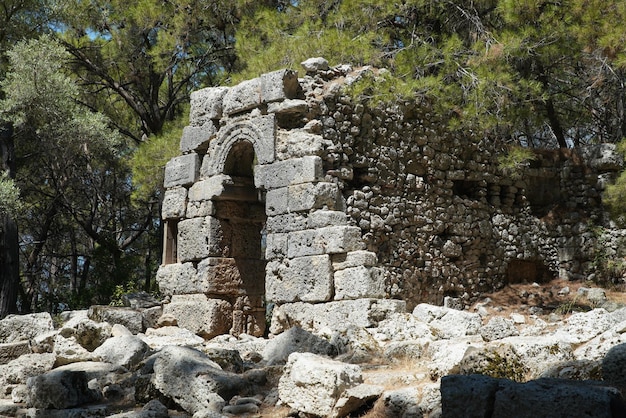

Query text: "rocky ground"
[0, 279, 626, 417]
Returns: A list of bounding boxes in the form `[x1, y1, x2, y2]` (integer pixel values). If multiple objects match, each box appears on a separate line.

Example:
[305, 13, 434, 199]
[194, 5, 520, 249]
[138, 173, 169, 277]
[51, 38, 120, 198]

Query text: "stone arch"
[201, 116, 275, 178]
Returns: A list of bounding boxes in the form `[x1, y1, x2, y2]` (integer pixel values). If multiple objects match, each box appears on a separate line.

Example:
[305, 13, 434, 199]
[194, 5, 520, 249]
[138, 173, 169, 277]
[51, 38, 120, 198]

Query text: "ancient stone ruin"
[156, 57, 626, 338]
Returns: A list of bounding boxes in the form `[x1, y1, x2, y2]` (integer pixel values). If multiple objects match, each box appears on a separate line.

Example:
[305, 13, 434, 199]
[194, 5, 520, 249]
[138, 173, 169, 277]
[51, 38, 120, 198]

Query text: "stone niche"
[156, 59, 626, 337]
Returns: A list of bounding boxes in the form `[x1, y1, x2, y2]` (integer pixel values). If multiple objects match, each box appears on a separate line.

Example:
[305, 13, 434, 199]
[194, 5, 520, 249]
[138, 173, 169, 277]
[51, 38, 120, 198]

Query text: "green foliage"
[109, 281, 139, 307]
[0, 172, 21, 217]
[129, 112, 187, 205]
[234, 0, 626, 147]
[497, 146, 536, 179]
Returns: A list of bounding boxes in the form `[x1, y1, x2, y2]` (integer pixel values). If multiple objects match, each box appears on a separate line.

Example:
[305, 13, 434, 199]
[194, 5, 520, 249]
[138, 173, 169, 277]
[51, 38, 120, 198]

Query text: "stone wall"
[156, 58, 626, 336]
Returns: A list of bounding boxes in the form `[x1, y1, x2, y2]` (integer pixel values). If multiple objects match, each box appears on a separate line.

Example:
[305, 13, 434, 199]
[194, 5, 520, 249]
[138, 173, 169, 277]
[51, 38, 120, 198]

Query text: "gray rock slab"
[190, 86, 229, 125]
[164, 153, 200, 188]
[254, 156, 323, 190]
[266, 255, 333, 303]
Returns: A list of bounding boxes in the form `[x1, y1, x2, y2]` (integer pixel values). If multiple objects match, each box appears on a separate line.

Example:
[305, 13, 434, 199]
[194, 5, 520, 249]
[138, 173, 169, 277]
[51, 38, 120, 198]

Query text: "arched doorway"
[213, 139, 267, 336]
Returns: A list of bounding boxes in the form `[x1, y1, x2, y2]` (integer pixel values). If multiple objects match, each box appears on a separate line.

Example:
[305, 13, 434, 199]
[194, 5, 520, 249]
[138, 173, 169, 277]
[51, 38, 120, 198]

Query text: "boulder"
[427, 336, 484, 379]
[138, 326, 204, 350]
[553, 308, 617, 344]
[278, 352, 362, 417]
[150, 345, 248, 415]
[332, 384, 383, 418]
[92, 335, 151, 369]
[88, 306, 144, 334]
[107, 399, 169, 418]
[59, 317, 112, 352]
[262, 326, 337, 365]
[0, 353, 56, 394]
[53, 334, 95, 365]
[412, 304, 482, 339]
[26, 369, 102, 409]
[0, 341, 31, 365]
[479, 316, 519, 341]
[0, 313, 54, 343]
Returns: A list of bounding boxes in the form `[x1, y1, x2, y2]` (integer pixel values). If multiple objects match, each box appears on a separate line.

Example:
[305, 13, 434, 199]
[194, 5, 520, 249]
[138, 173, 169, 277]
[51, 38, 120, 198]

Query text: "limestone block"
[277, 130, 331, 159]
[266, 255, 333, 303]
[265, 232, 288, 260]
[179, 123, 216, 153]
[139, 326, 204, 351]
[223, 78, 261, 115]
[161, 187, 187, 220]
[186, 200, 215, 218]
[332, 250, 378, 271]
[307, 210, 348, 228]
[278, 352, 362, 417]
[262, 326, 337, 366]
[26, 369, 101, 409]
[265, 182, 342, 215]
[334, 266, 385, 300]
[375, 313, 436, 342]
[196, 257, 265, 296]
[412, 303, 482, 339]
[142, 306, 163, 331]
[92, 335, 150, 369]
[53, 334, 95, 366]
[270, 299, 407, 333]
[499, 335, 574, 378]
[151, 345, 247, 415]
[266, 213, 307, 233]
[88, 306, 144, 334]
[156, 262, 198, 296]
[177, 216, 230, 262]
[187, 175, 229, 202]
[164, 154, 200, 188]
[214, 200, 265, 222]
[261, 69, 300, 103]
[0, 341, 31, 365]
[163, 294, 232, 339]
[254, 156, 323, 190]
[0, 353, 55, 388]
[332, 384, 385, 418]
[189, 86, 229, 125]
[0, 313, 54, 344]
[287, 226, 364, 258]
[552, 308, 617, 344]
[267, 99, 308, 114]
[427, 336, 485, 379]
[479, 316, 519, 341]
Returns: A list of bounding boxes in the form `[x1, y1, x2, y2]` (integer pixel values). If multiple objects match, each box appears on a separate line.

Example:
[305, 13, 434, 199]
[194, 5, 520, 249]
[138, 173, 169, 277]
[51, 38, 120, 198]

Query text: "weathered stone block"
[261, 69, 300, 103]
[156, 262, 199, 296]
[187, 174, 229, 203]
[270, 299, 407, 334]
[161, 187, 187, 220]
[163, 294, 232, 338]
[223, 78, 261, 115]
[307, 210, 348, 228]
[177, 216, 230, 262]
[265, 233, 288, 260]
[189, 86, 229, 125]
[0, 341, 31, 365]
[186, 200, 215, 218]
[196, 257, 265, 296]
[179, 124, 216, 153]
[265, 182, 342, 215]
[334, 266, 385, 300]
[254, 156, 323, 190]
[287, 226, 364, 258]
[0, 313, 54, 344]
[88, 306, 143, 334]
[266, 213, 307, 233]
[266, 255, 333, 303]
[332, 250, 378, 271]
[267, 99, 308, 114]
[164, 154, 200, 188]
[278, 352, 362, 417]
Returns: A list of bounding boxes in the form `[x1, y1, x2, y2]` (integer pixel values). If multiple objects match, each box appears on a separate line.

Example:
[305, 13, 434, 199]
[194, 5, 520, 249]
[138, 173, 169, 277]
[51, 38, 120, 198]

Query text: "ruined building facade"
[156, 60, 626, 338]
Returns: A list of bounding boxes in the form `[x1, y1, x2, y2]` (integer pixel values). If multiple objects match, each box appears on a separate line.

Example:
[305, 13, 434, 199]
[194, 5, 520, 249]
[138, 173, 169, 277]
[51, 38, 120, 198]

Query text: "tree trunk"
[0, 124, 19, 317]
